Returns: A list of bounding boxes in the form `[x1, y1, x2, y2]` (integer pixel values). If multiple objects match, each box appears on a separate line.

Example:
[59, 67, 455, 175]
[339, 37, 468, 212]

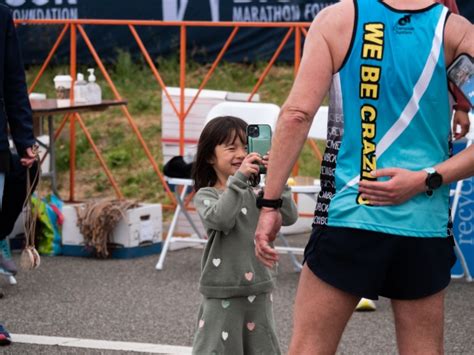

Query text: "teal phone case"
[247, 124, 272, 173]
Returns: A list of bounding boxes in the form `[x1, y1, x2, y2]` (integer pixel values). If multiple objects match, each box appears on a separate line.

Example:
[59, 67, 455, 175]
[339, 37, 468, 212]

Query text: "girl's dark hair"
[192, 116, 248, 191]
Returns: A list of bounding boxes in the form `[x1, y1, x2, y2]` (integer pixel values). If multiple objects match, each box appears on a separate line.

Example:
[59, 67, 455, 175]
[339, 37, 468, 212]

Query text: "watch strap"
[256, 197, 283, 209]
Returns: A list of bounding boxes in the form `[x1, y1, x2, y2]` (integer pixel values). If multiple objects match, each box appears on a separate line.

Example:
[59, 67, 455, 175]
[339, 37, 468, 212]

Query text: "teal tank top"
[315, 0, 451, 237]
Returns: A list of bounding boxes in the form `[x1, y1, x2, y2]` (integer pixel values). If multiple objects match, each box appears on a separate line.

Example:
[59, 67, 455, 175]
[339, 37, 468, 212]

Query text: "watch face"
[428, 173, 443, 189]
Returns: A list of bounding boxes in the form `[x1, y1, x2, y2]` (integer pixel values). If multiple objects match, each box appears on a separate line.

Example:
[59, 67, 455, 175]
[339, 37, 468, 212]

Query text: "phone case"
[247, 124, 272, 174]
[448, 54, 474, 107]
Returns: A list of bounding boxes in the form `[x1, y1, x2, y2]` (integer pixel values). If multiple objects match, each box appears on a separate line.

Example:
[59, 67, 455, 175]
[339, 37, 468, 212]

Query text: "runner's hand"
[452, 110, 470, 140]
[358, 168, 427, 205]
[255, 208, 281, 268]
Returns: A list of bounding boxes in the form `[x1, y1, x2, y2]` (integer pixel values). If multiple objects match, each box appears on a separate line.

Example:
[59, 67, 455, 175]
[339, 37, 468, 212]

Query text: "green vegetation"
[27, 52, 325, 204]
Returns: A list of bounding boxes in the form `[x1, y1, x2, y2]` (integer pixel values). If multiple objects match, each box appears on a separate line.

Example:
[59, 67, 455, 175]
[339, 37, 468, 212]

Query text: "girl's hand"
[238, 152, 261, 178]
[262, 151, 270, 170]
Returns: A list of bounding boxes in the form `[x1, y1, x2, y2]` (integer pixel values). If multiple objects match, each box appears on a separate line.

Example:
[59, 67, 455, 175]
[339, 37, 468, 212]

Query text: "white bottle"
[73, 73, 88, 103]
[86, 68, 102, 104]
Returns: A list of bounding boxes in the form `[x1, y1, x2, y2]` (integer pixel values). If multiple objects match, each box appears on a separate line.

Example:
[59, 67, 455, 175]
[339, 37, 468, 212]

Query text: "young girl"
[191, 116, 298, 355]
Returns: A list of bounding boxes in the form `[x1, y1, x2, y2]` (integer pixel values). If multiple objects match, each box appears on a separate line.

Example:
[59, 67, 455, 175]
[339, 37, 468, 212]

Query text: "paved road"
[1, 234, 473, 354]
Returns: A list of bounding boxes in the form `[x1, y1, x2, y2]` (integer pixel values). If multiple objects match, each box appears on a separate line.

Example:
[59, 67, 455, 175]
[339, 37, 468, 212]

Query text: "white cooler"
[61, 203, 163, 258]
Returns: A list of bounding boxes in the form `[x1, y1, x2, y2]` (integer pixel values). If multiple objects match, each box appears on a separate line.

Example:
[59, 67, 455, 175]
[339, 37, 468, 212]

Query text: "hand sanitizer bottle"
[86, 68, 102, 104]
[73, 73, 87, 103]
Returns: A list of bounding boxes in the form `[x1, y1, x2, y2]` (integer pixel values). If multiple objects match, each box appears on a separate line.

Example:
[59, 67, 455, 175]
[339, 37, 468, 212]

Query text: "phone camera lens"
[248, 126, 259, 137]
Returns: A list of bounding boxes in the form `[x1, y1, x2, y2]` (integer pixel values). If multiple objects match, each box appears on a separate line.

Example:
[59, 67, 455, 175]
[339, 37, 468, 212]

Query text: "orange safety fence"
[16, 19, 324, 209]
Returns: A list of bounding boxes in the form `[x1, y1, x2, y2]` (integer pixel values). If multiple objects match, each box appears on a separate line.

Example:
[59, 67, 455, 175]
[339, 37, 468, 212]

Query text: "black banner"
[5, 0, 473, 65]
[457, 0, 474, 20]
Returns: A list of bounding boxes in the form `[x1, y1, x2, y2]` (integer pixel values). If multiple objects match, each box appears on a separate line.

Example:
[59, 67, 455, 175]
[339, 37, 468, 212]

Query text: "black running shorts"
[303, 226, 456, 300]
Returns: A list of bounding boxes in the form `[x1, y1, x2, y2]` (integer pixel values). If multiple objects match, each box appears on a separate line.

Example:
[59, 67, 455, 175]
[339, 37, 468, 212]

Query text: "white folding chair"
[204, 101, 280, 129]
[156, 102, 283, 270]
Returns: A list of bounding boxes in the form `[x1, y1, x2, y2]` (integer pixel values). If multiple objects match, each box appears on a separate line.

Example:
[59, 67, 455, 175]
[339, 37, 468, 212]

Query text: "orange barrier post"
[294, 27, 302, 76]
[69, 23, 77, 201]
[179, 25, 186, 157]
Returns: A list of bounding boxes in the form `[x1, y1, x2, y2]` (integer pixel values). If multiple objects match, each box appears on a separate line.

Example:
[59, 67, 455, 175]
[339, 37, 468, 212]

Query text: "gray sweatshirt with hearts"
[194, 171, 298, 298]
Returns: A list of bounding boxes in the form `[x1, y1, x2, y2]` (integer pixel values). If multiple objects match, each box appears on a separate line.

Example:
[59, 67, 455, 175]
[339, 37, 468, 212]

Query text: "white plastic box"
[113, 204, 162, 247]
[61, 203, 163, 258]
[61, 204, 85, 246]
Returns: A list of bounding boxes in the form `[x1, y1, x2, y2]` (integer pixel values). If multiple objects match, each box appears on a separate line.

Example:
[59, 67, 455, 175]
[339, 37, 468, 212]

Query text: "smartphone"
[447, 53, 474, 108]
[247, 124, 272, 174]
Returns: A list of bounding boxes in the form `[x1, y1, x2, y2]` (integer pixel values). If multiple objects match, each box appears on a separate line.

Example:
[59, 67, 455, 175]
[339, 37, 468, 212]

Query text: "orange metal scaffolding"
[17, 19, 322, 207]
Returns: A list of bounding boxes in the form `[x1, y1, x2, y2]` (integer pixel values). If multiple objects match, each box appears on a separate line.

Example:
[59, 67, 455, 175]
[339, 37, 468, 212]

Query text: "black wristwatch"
[256, 196, 283, 209]
[424, 167, 443, 196]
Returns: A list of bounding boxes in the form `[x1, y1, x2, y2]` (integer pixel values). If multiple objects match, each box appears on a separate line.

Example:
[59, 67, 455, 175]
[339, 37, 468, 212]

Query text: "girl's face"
[210, 133, 247, 187]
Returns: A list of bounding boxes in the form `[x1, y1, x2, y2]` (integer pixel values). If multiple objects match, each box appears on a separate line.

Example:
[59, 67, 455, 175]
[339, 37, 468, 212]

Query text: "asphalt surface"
[1, 234, 473, 354]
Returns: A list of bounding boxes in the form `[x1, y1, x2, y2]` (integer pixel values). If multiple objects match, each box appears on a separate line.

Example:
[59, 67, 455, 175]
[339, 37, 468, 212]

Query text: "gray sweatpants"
[192, 293, 281, 355]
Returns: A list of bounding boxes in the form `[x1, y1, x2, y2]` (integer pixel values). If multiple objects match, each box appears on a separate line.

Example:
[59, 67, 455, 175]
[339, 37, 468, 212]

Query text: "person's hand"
[255, 208, 281, 268]
[20, 147, 37, 168]
[358, 168, 427, 205]
[238, 152, 261, 178]
[261, 151, 270, 170]
[452, 110, 470, 140]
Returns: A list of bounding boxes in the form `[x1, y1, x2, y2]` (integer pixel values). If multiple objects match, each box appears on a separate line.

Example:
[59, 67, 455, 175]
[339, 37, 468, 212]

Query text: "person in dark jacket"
[0, 3, 37, 273]
[0, 4, 38, 347]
